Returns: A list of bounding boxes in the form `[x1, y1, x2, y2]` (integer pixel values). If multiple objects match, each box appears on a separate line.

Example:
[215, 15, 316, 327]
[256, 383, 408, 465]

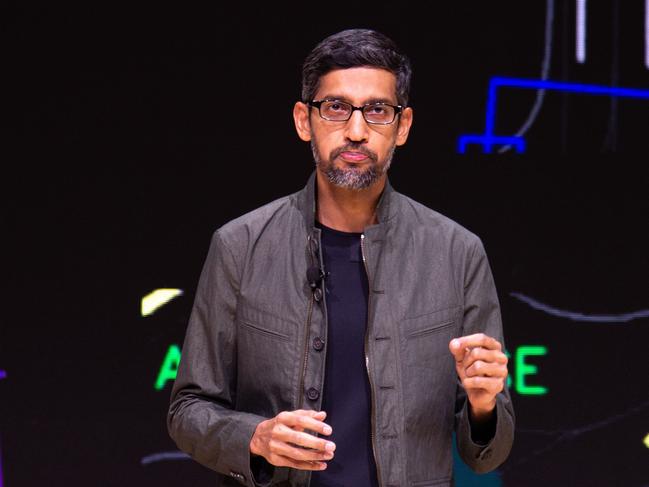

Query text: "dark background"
[2, 1, 649, 486]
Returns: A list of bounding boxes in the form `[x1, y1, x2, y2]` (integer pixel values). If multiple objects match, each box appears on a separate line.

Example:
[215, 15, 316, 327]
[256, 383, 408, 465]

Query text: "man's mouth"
[339, 151, 370, 162]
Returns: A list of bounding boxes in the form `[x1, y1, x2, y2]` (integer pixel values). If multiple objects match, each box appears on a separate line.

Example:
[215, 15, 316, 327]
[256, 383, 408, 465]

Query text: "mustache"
[330, 144, 377, 162]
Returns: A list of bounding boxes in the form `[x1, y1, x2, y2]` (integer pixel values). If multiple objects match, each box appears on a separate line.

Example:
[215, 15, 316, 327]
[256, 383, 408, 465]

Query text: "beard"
[311, 137, 395, 190]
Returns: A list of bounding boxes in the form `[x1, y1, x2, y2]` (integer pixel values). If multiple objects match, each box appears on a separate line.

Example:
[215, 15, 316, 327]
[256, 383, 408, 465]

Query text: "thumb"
[449, 338, 464, 361]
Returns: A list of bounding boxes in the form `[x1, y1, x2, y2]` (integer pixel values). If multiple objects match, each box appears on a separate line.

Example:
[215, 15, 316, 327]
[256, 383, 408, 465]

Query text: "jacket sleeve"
[167, 230, 270, 487]
[454, 237, 515, 474]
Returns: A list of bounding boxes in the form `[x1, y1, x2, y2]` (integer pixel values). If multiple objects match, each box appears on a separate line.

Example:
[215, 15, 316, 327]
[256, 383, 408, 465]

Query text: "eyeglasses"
[308, 99, 403, 125]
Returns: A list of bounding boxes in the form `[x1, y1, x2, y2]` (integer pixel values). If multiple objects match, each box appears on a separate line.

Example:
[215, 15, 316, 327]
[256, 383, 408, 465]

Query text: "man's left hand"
[449, 333, 508, 422]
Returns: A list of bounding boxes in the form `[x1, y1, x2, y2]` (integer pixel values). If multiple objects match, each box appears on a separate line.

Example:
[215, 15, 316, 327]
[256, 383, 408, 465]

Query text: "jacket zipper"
[298, 234, 319, 410]
[297, 294, 314, 410]
[361, 233, 384, 487]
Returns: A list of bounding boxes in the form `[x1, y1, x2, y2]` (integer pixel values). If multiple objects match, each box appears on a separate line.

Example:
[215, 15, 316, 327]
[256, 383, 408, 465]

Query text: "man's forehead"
[314, 67, 398, 104]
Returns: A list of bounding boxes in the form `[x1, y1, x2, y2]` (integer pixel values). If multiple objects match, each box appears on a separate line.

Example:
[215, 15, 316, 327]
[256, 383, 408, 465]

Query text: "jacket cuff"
[456, 393, 514, 474]
[220, 412, 272, 487]
[250, 455, 275, 485]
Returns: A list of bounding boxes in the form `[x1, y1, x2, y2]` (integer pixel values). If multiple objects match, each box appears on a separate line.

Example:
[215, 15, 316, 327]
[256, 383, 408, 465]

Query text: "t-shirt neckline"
[315, 220, 363, 237]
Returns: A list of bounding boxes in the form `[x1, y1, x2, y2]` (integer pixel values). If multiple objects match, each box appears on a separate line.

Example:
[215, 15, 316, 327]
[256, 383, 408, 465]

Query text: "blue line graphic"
[141, 451, 191, 465]
[0, 371, 6, 380]
[458, 77, 649, 153]
[510, 292, 649, 323]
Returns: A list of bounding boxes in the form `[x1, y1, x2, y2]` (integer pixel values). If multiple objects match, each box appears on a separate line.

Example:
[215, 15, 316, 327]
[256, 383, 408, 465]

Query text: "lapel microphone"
[306, 266, 326, 289]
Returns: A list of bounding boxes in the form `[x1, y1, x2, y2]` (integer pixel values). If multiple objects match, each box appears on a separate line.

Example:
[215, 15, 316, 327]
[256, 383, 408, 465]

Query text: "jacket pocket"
[405, 318, 455, 339]
[236, 299, 297, 341]
[239, 318, 291, 341]
[401, 306, 460, 340]
[234, 301, 298, 412]
[400, 306, 460, 421]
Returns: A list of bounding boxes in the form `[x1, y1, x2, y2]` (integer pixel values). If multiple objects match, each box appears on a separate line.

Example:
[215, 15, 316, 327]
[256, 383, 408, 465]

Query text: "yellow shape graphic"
[644, 433, 649, 449]
[141, 288, 183, 317]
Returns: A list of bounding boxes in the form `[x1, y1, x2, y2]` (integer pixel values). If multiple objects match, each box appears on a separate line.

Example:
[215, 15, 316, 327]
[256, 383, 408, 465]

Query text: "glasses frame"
[307, 99, 403, 125]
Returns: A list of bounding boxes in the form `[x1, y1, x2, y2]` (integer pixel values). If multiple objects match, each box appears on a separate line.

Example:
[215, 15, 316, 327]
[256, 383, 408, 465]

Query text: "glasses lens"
[363, 104, 395, 124]
[320, 101, 352, 121]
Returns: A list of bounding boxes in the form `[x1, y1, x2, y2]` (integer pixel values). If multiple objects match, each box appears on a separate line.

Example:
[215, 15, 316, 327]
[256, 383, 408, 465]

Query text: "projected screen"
[3, 1, 648, 486]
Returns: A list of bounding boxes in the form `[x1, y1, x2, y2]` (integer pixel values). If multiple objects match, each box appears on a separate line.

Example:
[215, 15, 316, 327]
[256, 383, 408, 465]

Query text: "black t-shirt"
[310, 222, 379, 487]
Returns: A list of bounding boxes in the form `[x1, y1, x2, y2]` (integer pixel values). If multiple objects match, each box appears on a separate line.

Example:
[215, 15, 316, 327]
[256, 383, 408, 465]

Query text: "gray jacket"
[168, 172, 514, 487]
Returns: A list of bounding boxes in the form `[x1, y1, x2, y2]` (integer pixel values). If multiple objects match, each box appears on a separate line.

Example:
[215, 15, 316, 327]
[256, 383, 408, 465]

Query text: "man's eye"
[367, 105, 386, 114]
[327, 102, 346, 112]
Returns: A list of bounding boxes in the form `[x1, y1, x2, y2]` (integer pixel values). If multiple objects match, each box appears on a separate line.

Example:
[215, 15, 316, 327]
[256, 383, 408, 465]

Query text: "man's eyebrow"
[365, 97, 397, 105]
[318, 95, 397, 105]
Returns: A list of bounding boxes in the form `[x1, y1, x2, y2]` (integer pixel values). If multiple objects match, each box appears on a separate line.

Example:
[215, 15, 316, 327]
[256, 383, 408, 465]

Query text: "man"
[168, 29, 514, 487]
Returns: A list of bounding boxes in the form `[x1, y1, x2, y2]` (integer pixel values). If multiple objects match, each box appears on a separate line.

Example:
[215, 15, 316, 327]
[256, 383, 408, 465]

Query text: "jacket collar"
[298, 170, 397, 233]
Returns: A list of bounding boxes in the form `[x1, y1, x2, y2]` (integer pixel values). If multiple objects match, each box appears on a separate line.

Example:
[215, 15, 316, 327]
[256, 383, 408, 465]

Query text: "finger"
[293, 409, 327, 418]
[462, 376, 505, 394]
[277, 411, 333, 436]
[454, 333, 502, 352]
[465, 360, 508, 378]
[269, 438, 335, 462]
[293, 409, 327, 420]
[293, 410, 324, 433]
[461, 348, 508, 370]
[274, 424, 336, 453]
[268, 453, 328, 471]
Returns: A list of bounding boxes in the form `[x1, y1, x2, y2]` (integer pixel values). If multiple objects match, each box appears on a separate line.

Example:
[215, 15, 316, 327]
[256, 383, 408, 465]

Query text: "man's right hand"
[249, 409, 336, 471]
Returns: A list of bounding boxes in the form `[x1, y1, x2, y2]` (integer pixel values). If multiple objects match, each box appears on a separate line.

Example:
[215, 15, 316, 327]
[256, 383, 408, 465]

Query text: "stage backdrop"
[3, 1, 649, 486]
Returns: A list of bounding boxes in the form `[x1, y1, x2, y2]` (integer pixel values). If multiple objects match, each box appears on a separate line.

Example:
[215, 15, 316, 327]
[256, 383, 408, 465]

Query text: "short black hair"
[301, 29, 412, 106]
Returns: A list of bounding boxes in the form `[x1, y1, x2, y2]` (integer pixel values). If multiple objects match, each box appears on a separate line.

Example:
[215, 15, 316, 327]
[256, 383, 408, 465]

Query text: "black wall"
[3, 2, 649, 486]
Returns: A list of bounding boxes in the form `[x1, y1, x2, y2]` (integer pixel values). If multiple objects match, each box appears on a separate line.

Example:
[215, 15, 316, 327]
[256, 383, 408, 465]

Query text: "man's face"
[294, 67, 413, 190]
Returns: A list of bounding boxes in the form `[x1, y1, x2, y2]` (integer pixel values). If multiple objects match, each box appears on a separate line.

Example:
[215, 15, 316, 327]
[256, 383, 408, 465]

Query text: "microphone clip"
[307, 266, 326, 290]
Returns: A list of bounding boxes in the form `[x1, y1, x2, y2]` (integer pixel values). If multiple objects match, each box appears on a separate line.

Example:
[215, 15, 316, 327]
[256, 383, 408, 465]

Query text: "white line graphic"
[576, 0, 587, 63]
[511, 292, 649, 323]
[645, 0, 649, 68]
[141, 451, 190, 465]
[499, 0, 555, 153]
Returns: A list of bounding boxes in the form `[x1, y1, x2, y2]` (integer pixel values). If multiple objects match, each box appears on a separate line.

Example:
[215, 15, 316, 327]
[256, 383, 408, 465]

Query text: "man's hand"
[449, 333, 508, 422]
[249, 409, 335, 471]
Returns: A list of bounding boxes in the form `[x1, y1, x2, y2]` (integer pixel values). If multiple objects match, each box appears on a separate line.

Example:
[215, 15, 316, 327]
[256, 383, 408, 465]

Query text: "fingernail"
[323, 425, 332, 435]
[325, 442, 336, 452]
[320, 462, 327, 469]
[451, 339, 460, 349]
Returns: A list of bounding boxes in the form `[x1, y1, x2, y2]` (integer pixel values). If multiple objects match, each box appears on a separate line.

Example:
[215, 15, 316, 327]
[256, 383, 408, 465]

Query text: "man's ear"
[395, 107, 413, 146]
[293, 101, 312, 142]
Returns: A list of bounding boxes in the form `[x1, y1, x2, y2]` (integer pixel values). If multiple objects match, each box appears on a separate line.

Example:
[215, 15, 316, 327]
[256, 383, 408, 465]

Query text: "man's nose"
[343, 110, 369, 143]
